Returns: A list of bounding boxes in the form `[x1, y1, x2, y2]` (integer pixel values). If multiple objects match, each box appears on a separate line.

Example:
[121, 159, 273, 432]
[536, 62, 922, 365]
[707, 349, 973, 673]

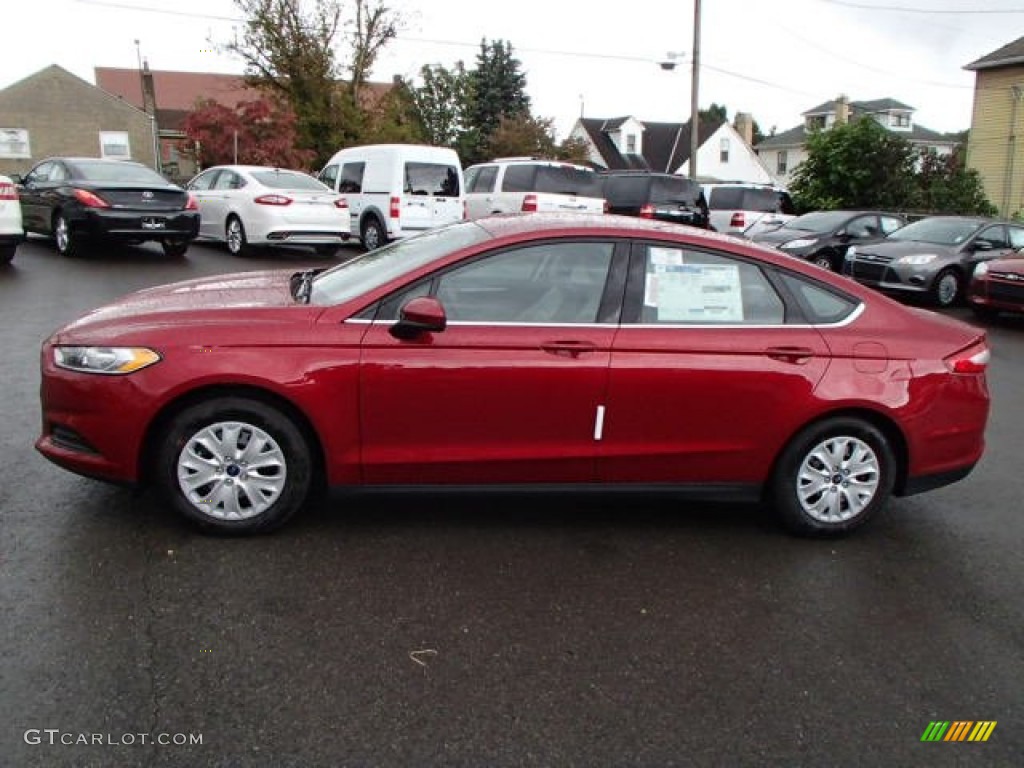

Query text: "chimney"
[734, 112, 753, 145]
[141, 60, 157, 117]
[834, 94, 850, 126]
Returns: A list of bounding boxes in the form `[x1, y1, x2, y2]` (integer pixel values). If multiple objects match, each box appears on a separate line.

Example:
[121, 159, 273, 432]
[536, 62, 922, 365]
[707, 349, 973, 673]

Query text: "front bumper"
[969, 275, 1024, 313]
[843, 257, 936, 295]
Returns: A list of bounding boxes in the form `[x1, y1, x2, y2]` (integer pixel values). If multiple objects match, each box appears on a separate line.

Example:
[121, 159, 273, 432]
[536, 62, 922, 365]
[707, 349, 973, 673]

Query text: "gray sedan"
[843, 216, 1024, 307]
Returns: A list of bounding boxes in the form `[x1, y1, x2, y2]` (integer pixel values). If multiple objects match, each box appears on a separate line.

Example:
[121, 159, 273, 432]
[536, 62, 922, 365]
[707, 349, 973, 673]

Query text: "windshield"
[310, 221, 492, 306]
[72, 161, 170, 184]
[783, 211, 853, 232]
[251, 170, 329, 191]
[888, 218, 983, 246]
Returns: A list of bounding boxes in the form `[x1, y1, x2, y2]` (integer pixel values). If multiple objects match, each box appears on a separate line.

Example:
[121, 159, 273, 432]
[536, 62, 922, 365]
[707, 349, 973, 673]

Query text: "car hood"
[984, 255, 1024, 275]
[56, 270, 304, 337]
[855, 240, 959, 258]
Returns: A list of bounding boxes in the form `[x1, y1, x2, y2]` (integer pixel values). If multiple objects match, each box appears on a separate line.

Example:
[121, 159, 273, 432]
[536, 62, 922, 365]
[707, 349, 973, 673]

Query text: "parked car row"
[0, 174, 24, 264]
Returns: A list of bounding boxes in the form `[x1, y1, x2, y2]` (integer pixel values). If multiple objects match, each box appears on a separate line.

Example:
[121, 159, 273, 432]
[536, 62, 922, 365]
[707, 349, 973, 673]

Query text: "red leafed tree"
[180, 98, 315, 170]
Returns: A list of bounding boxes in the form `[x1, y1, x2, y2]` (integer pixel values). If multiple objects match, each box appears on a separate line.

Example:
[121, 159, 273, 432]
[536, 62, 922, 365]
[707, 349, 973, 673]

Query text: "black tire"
[970, 304, 1000, 322]
[155, 397, 313, 534]
[931, 268, 963, 308]
[360, 216, 386, 251]
[53, 212, 82, 258]
[162, 237, 190, 258]
[225, 216, 250, 257]
[0, 244, 14, 264]
[771, 417, 896, 537]
[811, 251, 836, 271]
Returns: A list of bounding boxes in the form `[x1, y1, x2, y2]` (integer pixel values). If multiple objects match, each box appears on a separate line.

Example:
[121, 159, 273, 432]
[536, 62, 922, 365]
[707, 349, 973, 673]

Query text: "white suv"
[464, 159, 606, 220]
[0, 175, 24, 264]
[703, 182, 796, 237]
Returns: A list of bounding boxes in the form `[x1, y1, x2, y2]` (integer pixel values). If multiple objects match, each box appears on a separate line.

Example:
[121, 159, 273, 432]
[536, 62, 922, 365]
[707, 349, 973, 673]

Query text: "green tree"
[789, 117, 918, 211]
[363, 77, 427, 144]
[223, 0, 401, 166]
[460, 39, 531, 164]
[913, 146, 996, 216]
[411, 62, 470, 148]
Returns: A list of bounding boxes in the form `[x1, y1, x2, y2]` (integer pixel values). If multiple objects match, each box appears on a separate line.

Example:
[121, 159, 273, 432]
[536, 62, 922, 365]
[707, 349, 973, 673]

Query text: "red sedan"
[968, 251, 1024, 320]
[37, 214, 990, 536]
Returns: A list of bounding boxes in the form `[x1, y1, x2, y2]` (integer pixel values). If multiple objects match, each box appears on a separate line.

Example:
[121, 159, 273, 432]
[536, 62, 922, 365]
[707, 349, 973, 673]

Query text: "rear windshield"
[709, 186, 795, 214]
[71, 161, 169, 184]
[503, 164, 603, 197]
[405, 163, 461, 197]
[604, 175, 703, 207]
[251, 170, 328, 191]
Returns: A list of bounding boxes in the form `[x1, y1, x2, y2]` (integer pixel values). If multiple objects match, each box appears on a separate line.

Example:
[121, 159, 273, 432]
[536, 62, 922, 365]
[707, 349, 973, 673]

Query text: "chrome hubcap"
[177, 421, 287, 520]
[364, 225, 379, 250]
[814, 256, 832, 270]
[227, 221, 242, 253]
[56, 218, 69, 251]
[937, 274, 958, 305]
[796, 436, 880, 523]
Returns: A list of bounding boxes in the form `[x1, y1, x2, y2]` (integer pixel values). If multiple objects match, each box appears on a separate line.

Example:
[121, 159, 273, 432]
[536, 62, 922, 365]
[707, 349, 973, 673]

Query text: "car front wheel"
[155, 397, 313, 534]
[931, 268, 963, 308]
[225, 216, 250, 256]
[772, 417, 895, 537]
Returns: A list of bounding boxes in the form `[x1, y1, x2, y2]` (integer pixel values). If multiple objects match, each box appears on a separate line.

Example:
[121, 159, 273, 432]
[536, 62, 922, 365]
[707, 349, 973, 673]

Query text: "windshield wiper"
[290, 268, 323, 304]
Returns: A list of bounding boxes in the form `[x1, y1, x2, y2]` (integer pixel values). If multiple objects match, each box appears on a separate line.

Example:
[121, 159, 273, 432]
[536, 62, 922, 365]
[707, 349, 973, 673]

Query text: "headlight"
[54, 346, 161, 374]
[974, 261, 989, 277]
[846, 247, 857, 260]
[780, 238, 817, 250]
[896, 254, 938, 266]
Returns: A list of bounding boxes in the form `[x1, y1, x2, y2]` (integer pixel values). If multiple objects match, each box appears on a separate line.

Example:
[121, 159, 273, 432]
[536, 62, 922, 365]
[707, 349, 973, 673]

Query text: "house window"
[777, 150, 788, 174]
[893, 113, 910, 128]
[0, 128, 31, 158]
[806, 115, 826, 131]
[626, 134, 637, 153]
[99, 131, 131, 159]
[720, 138, 730, 163]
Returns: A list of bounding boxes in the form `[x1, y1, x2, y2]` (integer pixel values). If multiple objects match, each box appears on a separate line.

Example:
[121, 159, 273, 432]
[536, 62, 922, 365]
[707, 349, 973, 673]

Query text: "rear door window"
[603, 176, 649, 207]
[533, 165, 603, 197]
[651, 176, 700, 205]
[405, 162, 461, 196]
[501, 165, 538, 193]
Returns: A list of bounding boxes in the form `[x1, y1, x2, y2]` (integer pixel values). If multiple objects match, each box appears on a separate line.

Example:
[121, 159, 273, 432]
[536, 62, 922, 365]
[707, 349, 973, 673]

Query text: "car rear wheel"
[811, 252, 835, 271]
[772, 417, 895, 537]
[225, 216, 250, 257]
[156, 397, 313, 534]
[361, 217, 386, 251]
[54, 212, 82, 258]
[162, 237, 190, 258]
[932, 268, 963, 308]
[0, 245, 14, 264]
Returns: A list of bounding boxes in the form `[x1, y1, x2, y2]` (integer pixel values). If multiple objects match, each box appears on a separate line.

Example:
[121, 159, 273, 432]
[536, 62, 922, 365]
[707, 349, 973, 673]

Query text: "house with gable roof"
[755, 95, 960, 187]
[568, 113, 774, 184]
[964, 35, 1024, 217]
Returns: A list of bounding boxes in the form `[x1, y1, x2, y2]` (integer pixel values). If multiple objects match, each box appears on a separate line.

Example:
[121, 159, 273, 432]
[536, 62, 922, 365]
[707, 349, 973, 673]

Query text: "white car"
[703, 182, 797, 237]
[463, 159, 607, 220]
[0, 174, 25, 264]
[187, 166, 351, 256]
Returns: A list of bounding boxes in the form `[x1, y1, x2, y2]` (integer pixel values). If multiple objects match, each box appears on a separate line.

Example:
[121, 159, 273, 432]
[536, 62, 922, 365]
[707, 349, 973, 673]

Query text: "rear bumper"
[0, 231, 25, 245]
[900, 463, 978, 497]
[73, 208, 200, 241]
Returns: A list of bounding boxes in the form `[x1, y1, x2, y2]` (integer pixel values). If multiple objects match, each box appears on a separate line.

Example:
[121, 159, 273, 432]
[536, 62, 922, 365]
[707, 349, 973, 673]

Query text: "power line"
[815, 0, 1024, 13]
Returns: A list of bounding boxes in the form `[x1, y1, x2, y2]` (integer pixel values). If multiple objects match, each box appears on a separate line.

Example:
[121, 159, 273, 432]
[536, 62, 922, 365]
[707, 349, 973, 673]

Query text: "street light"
[657, 0, 702, 180]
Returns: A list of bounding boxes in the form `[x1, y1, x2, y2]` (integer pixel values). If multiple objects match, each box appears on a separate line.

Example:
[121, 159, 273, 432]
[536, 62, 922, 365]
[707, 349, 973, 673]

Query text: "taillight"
[729, 212, 745, 229]
[73, 189, 109, 208]
[389, 196, 401, 219]
[945, 341, 990, 374]
[254, 194, 292, 206]
[185, 193, 199, 210]
[0, 181, 17, 201]
[639, 203, 655, 219]
[521, 194, 538, 212]
[334, 197, 348, 209]
[462, 200, 467, 220]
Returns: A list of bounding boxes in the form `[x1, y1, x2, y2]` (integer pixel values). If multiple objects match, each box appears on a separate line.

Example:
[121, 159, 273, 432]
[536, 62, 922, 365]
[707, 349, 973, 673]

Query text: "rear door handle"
[541, 340, 598, 358]
[766, 345, 814, 364]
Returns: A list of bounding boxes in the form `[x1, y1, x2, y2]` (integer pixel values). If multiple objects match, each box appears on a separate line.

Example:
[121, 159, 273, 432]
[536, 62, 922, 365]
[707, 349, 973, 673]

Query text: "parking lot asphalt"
[1, 237, 1022, 767]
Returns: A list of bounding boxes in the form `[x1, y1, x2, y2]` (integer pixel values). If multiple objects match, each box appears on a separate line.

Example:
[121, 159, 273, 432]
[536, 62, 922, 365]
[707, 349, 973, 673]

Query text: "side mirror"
[389, 296, 447, 340]
[9, 173, 22, 185]
[972, 240, 993, 252]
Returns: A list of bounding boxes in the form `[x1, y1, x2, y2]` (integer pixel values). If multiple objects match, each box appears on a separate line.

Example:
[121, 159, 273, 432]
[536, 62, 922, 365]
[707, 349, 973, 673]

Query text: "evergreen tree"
[460, 39, 531, 164]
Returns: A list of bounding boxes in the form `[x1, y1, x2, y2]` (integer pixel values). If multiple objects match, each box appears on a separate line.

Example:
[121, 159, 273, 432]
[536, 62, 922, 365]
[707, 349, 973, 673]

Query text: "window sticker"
[646, 255, 744, 322]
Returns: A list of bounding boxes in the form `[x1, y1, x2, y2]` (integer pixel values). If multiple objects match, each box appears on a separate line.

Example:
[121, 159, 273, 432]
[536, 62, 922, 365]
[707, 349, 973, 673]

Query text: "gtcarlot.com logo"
[921, 721, 997, 742]
[24, 729, 203, 746]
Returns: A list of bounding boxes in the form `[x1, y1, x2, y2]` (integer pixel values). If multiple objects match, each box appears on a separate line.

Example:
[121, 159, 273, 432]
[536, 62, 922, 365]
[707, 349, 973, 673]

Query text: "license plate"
[141, 218, 165, 230]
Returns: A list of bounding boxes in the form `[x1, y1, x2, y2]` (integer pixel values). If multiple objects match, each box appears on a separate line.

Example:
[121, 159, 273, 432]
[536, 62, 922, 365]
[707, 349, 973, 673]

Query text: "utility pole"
[689, 0, 702, 180]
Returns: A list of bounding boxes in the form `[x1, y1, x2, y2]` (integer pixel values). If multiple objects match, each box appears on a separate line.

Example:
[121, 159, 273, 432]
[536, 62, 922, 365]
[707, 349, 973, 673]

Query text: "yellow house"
[965, 36, 1024, 217]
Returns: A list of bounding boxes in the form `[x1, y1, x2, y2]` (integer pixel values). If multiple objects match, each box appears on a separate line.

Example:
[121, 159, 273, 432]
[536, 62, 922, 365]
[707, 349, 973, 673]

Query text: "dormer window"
[893, 113, 911, 128]
[626, 134, 636, 153]
[806, 115, 826, 131]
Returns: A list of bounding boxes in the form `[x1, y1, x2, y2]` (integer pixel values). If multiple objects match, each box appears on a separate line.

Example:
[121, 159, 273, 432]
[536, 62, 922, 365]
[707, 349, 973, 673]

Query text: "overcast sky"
[3, 0, 1022, 140]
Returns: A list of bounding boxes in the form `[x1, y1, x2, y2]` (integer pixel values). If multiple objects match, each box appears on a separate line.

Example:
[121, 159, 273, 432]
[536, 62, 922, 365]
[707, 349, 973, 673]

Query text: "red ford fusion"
[37, 214, 990, 536]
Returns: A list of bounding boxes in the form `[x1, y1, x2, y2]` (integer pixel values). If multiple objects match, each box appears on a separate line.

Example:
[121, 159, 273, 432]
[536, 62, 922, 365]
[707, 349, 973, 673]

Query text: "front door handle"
[541, 340, 597, 358]
[766, 345, 814, 364]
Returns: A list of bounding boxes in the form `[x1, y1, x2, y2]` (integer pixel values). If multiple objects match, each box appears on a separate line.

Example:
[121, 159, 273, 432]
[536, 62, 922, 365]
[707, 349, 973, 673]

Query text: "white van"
[318, 144, 465, 249]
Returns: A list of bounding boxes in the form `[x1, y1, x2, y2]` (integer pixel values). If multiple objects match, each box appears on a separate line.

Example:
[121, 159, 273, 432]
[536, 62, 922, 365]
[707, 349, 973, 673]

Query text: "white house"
[569, 113, 774, 184]
[756, 96, 961, 187]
